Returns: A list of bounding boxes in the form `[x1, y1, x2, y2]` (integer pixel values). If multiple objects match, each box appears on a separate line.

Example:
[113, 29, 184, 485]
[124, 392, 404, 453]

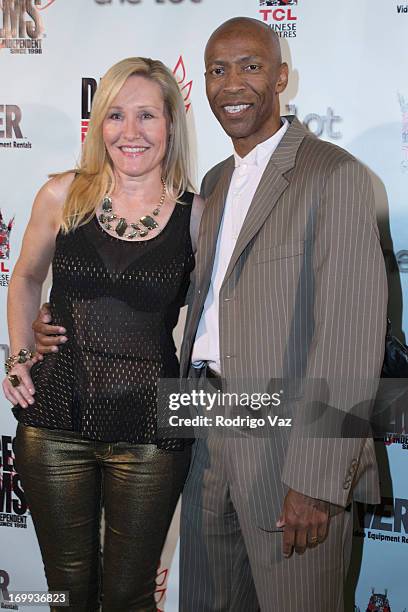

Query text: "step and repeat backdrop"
[0, 1, 407, 610]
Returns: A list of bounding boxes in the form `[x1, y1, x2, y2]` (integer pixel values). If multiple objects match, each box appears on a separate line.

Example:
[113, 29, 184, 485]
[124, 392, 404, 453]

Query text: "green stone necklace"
[98, 177, 166, 239]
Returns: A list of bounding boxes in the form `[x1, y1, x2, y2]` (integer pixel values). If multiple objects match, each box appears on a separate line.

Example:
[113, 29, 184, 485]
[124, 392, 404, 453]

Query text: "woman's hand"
[2, 361, 36, 408]
[32, 302, 68, 357]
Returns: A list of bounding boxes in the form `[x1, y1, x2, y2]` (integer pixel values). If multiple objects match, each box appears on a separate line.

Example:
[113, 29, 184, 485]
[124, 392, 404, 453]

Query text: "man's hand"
[276, 488, 330, 557]
[32, 302, 67, 357]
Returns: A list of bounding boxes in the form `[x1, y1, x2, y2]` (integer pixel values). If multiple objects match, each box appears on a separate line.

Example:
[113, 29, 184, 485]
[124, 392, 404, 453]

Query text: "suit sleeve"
[281, 159, 388, 507]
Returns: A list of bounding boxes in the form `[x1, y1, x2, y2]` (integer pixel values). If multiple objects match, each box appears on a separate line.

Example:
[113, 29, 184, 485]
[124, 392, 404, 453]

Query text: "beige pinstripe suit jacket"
[180, 116, 387, 527]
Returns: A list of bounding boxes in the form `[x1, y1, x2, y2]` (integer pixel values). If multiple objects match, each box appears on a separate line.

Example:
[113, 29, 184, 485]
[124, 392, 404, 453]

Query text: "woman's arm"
[2, 173, 74, 407]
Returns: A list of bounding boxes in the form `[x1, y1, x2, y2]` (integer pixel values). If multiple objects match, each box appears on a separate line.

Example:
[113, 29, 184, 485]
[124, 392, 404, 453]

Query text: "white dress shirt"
[192, 119, 289, 374]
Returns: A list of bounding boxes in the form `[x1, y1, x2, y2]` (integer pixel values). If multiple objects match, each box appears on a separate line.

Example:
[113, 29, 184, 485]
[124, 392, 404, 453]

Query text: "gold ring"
[309, 536, 318, 544]
[8, 374, 21, 388]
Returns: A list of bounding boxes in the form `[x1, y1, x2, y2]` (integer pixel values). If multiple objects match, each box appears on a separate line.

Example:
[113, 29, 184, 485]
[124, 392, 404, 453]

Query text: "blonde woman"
[2, 57, 203, 612]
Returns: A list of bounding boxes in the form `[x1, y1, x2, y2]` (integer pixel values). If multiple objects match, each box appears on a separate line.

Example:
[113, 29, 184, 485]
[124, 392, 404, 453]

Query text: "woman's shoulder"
[178, 190, 195, 205]
[39, 171, 76, 207]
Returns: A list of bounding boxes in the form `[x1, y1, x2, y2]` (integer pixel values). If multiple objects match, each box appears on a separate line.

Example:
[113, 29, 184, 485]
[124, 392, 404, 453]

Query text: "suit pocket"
[252, 241, 306, 264]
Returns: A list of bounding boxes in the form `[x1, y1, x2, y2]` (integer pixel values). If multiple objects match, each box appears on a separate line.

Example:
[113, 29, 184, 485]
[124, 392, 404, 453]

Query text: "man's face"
[205, 26, 288, 155]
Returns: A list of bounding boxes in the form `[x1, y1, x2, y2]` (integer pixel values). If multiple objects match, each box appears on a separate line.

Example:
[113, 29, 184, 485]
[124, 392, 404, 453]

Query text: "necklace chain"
[98, 177, 166, 239]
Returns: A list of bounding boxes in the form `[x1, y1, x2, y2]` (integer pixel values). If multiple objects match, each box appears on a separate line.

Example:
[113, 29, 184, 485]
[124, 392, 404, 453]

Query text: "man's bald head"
[204, 17, 288, 156]
[205, 17, 282, 67]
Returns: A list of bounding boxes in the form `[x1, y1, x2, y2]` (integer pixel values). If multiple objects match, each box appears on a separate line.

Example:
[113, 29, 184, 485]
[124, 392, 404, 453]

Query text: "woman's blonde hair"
[60, 57, 194, 233]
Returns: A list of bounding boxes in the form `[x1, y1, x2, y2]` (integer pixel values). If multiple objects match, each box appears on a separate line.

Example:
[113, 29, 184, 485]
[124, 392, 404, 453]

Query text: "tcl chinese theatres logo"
[0, 210, 14, 260]
[81, 55, 193, 143]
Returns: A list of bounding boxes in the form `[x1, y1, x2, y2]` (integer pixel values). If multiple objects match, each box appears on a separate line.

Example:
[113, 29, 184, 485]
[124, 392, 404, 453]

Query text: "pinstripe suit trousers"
[180, 436, 352, 612]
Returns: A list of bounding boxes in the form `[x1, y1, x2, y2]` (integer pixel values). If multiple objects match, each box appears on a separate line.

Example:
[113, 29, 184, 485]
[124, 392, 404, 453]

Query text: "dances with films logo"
[0, 210, 14, 287]
[258, 0, 298, 37]
[0, 0, 55, 55]
[0, 434, 28, 529]
[81, 55, 193, 143]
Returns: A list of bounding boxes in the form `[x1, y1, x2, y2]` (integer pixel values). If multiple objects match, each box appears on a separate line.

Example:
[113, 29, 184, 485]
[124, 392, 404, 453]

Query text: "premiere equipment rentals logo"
[258, 0, 298, 37]
[0, 569, 18, 610]
[81, 55, 193, 143]
[0, 105, 32, 150]
[0, 0, 54, 55]
[0, 210, 14, 287]
[354, 495, 408, 547]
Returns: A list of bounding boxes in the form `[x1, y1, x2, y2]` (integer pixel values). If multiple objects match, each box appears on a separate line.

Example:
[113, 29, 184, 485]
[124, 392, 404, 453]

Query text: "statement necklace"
[98, 177, 166, 239]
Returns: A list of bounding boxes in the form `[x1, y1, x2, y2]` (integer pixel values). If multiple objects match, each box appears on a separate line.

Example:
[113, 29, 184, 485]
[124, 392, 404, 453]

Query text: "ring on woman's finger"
[8, 374, 21, 388]
[309, 536, 318, 544]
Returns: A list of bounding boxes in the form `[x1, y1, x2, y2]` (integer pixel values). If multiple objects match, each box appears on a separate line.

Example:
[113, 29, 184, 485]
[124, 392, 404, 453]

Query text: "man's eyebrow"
[207, 56, 263, 65]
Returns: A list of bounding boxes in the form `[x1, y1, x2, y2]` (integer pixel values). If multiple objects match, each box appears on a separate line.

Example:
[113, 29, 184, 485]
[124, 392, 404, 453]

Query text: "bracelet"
[5, 348, 34, 374]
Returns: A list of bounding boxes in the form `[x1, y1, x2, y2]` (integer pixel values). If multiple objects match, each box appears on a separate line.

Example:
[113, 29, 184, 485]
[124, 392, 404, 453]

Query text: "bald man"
[178, 17, 387, 611]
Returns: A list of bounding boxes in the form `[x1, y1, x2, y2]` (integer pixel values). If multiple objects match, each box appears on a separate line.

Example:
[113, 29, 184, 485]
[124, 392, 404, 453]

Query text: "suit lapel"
[222, 117, 308, 284]
[195, 156, 234, 292]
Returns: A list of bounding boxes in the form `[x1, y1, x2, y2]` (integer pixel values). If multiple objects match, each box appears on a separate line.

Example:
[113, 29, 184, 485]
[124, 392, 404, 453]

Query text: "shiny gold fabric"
[15, 424, 191, 612]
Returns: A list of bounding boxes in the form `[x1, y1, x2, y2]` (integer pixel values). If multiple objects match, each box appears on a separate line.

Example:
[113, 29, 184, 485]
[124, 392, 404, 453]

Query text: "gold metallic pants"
[15, 424, 191, 612]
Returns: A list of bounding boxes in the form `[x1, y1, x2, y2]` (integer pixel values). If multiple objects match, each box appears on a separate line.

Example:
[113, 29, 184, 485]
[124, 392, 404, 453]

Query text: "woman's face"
[102, 75, 169, 180]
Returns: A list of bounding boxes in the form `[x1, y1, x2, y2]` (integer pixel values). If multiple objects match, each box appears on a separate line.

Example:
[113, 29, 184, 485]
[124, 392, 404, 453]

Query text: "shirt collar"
[233, 117, 289, 168]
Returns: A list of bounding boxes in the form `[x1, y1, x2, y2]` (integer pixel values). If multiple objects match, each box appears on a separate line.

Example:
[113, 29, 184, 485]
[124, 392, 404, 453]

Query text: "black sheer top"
[13, 192, 195, 450]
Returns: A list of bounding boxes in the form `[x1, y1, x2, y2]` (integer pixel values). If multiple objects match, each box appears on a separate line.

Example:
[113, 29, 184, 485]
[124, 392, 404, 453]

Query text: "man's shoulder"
[297, 131, 362, 177]
[200, 156, 233, 198]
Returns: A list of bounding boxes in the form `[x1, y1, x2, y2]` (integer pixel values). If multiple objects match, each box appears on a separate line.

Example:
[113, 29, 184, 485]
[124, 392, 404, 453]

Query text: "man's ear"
[276, 62, 289, 94]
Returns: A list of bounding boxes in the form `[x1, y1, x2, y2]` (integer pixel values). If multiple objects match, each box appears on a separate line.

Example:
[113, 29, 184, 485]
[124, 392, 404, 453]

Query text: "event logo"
[0, 0, 54, 55]
[0, 570, 18, 610]
[354, 589, 392, 612]
[81, 55, 193, 143]
[0, 433, 29, 528]
[398, 93, 408, 173]
[0, 105, 32, 150]
[354, 496, 408, 546]
[155, 565, 168, 612]
[396, 250, 408, 273]
[286, 104, 342, 139]
[94, 0, 202, 5]
[258, 0, 298, 37]
[0, 210, 14, 286]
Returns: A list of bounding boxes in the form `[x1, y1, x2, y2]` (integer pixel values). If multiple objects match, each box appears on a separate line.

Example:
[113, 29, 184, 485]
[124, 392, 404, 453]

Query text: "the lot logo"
[0, 433, 28, 527]
[0, 105, 32, 150]
[81, 55, 193, 143]
[259, 0, 298, 37]
[0, 0, 54, 55]
[286, 104, 342, 139]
